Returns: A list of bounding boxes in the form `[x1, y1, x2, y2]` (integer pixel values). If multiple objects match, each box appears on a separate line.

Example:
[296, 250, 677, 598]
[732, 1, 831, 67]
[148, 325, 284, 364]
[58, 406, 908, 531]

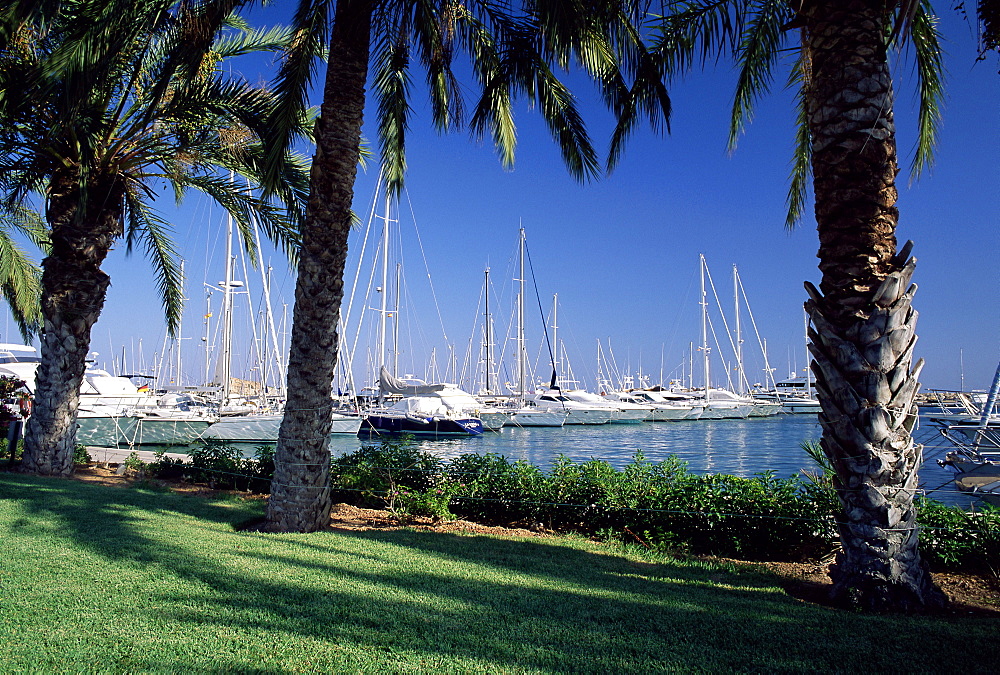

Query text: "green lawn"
[0, 473, 995, 673]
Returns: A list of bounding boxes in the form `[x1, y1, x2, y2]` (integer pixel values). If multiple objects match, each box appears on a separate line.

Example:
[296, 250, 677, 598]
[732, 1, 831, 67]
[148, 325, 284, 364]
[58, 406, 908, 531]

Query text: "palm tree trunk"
[263, 0, 374, 532]
[802, 0, 946, 611]
[21, 175, 123, 476]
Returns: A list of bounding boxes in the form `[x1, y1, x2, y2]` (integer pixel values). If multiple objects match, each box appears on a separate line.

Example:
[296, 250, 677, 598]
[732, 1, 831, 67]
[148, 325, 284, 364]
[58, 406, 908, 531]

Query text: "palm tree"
[651, 1, 948, 610]
[259, 0, 670, 533]
[0, 1, 310, 477]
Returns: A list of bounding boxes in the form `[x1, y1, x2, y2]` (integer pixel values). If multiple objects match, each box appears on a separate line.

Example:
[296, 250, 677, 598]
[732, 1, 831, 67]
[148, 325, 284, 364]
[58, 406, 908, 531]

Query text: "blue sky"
[6, 7, 997, 393]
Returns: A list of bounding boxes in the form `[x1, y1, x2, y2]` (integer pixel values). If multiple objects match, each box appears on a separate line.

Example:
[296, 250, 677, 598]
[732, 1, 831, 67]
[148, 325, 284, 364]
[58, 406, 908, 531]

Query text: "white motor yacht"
[607, 390, 696, 421]
[691, 388, 755, 420]
[504, 399, 569, 427]
[529, 389, 614, 425]
[563, 389, 650, 423]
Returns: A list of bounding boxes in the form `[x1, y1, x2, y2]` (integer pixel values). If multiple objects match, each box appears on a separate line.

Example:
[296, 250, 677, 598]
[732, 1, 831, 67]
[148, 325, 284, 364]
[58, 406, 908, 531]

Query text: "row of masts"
[119, 172, 813, 403]
[128, 173, 289, 405]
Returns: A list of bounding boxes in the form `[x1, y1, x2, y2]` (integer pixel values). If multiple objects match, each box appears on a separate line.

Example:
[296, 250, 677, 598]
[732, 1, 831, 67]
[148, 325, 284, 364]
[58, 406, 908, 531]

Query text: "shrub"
[74, 444, 92, 465]
[124, 451, 145, 471]
[330, 438, 444, 507]
[388, 478, 462, 521]
[448, 453, 545, 525]
[187, 439, 243, 488]
[148, 450, 187, 480]
[0, 437, 23, 462]
[245, 444, 275, 493]
[917, 497, 1000, 577]
[319, 445, 1000, 569]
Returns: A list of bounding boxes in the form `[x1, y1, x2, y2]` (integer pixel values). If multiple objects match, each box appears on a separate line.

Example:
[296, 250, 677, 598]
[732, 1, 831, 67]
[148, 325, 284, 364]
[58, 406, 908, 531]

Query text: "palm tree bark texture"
[22, 172, 125, 476]
[800, 0, 946, 610]
[263, 0, 374, 532]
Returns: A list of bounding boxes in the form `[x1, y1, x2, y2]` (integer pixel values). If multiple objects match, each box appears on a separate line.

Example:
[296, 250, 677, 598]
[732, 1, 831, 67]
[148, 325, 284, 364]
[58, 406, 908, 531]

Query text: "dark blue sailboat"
[361, 368, 485, 437]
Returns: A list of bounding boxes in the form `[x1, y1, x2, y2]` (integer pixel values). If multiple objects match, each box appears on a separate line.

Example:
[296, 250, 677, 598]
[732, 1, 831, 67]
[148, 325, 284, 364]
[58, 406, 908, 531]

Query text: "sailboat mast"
[733, 264, 743, 392]
[803, 307, 812, 396]
[484, 267, 491, 395]
[517, 227, 526, 399]
[377, 194, 390, 377]
[220, 200, 235, 405]
[245, 172, 288, 400]
[551, 293, 558, 388]
[700, 254, 710, 402]
[392, 262, 401, 377]
[175, 260, 185, 386]
[203, 293, 212, 386]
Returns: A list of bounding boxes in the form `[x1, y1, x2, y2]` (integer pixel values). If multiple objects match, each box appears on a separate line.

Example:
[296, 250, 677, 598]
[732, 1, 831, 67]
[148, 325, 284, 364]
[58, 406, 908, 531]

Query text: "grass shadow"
[3, 473, 998, 673]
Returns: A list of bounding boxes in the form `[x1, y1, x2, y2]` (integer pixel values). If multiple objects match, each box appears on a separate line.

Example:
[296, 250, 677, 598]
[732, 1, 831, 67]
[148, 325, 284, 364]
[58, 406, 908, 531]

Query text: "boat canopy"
[379, 366, 446, 396]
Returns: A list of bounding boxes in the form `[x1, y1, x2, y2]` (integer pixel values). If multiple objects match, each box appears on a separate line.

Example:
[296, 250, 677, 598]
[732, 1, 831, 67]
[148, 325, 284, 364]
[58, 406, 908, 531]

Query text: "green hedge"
[135, 437, 1000, 571]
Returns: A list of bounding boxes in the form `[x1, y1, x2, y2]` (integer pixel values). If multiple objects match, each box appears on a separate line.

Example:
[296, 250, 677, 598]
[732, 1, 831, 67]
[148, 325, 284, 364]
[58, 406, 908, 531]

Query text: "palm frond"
[412, 0, 463, 134]
[261, 0, 329, 194]
[0, 221, 41, 339]
[176, 171, 300, 264]
[148, 0, 243, 97]
[373, 29, 413, 198]
[728, 0, 789, 151]
[470, 12, 599, 181]
[0, 191, 50, 251]
[601, 6, 672, 172]
[907, 0, 944, 179]
[462, 7, 517, 170]
[650, 0, 744, 75]
[122, 188, 184, 335]
[212, 25, 296, 60]
[785, 48, 811, 230]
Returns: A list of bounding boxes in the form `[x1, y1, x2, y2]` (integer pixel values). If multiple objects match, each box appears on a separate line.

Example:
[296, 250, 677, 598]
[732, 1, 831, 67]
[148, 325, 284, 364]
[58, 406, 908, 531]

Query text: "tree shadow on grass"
[3, 473, 998, 673]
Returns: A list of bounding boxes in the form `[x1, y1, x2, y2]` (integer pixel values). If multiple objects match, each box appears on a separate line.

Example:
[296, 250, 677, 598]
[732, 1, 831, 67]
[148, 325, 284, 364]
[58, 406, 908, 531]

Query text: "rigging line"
[523, 241, 558, 387]
[736, 271, 778, 391]
[402, 189, 449, 346]
[342, 166, 386, 378]
[704, 260, 745, 390]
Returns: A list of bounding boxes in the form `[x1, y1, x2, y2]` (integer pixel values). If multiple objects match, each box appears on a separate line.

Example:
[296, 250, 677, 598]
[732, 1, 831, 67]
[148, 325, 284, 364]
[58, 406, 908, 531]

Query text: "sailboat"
[694, 255, 753, 420]
[348, 188, 486, 437]
[360, 367, 486, 436]
[201, 188, 361, 442]
[526, 295, 618, 424]
[496, 229, 568, 428]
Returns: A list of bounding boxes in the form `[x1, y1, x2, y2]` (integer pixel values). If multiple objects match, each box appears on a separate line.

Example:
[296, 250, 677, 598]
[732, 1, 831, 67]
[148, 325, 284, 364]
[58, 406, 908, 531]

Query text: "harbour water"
[92, 413, 979, 510]
[334, 414, 976, 510]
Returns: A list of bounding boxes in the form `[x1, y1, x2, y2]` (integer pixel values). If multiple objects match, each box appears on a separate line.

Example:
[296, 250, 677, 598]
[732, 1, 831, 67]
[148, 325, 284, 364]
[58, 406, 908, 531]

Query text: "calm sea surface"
[323, 413, 977, 510]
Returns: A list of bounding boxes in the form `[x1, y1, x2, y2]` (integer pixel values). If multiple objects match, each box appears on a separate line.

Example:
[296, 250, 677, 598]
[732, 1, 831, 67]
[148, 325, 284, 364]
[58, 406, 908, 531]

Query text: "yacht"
[691, 388, 755, 420]
[360, 368, 486, 437]
[755, 373, 822, 414]
[562, 389, 652, 423]
[528, 389, 614, 425]
[612, 390, 701, 420]
[202, 409, 364, 442]
[0, 344, 215, 446]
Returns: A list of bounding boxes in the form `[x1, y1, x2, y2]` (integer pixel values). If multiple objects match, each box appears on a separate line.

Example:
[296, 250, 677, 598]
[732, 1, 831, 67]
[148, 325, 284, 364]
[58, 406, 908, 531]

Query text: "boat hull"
[76, 413, 211, 446]
[133, 417, 213, 445]
[609, 409, 650, 423]
[203, 412, 363, 441]
[76, 415, 141, 447]
[507, 409, 567, 427]
[361, 414, 485, 436]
